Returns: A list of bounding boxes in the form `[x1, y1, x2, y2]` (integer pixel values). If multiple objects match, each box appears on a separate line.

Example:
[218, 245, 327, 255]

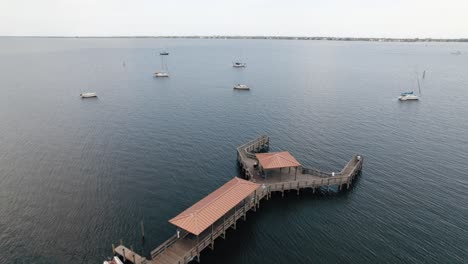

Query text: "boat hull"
[234, 85, 250, 90]
[80, 93, 97, 98]
[398, 95, 419, 101]
[154, 72, 169, 77]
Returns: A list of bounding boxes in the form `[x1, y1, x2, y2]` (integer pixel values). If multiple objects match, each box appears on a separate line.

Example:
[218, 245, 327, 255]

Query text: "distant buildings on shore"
[5, 35, 467, 42]
[160, 36, 468, 42]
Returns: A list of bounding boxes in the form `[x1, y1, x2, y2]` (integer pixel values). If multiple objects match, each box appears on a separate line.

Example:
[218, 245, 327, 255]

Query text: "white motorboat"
[154, 72, 169, 77]
[398, 92, 419, 101]
[103, 256, 123, 264]
[233, 62, 246, 68]
[233, 84, 250, 90]
[80, 92, 97, 98]
[113, 256, 124, 264]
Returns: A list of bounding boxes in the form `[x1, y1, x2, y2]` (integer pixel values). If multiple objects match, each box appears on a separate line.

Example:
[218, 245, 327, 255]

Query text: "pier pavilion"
[255, 151, 301, 181]
[151, 177, 263, 264]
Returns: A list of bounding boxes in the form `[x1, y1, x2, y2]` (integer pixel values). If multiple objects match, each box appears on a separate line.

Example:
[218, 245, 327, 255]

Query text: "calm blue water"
[0, 38, 467, 264]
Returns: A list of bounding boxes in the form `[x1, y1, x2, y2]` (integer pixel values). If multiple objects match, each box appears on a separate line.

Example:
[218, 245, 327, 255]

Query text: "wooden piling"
[141, 220, 145, 240]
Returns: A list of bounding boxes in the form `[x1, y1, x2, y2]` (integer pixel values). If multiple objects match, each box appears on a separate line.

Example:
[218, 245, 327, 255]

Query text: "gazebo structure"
[255, 151, 302, 181]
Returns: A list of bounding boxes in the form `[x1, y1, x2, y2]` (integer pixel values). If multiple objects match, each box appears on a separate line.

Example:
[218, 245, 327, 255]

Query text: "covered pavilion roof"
[169, 177, 260, 235]
[255, 151, 301, 170]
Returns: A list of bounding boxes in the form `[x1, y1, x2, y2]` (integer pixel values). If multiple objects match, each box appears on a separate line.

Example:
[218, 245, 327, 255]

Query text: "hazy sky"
[1, 0, 467, 38]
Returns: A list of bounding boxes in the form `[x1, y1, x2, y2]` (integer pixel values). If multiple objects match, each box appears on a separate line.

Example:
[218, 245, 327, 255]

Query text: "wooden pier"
[113, 136, 363, 264]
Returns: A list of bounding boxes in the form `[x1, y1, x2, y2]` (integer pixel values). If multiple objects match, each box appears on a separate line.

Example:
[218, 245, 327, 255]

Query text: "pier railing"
[269, 155, 363, 192]
[237, 135, 269, 159]
[151, 232, 188, 260]
[237, 135, 269, 179]
[302, 154, 362, 178]
[301, 167, 341, 177]
[267, 176, 349, 192]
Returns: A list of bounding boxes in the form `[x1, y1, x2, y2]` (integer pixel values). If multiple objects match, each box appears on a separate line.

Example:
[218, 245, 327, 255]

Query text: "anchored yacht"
[80, 92, 97, 98]
[233, 84, 250, 90]
[233, 62, 246, 68]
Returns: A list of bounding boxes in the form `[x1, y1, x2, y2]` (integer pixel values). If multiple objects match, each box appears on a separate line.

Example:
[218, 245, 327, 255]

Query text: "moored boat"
[154, 53, 170, 77]
[398, 92, 419, 100]
[154, 72, 169, 77]
[398, 71, 423, 101]
[80, 92, 97, 98]
[233, 84, 250, 90]
[233, 62, 246, 68]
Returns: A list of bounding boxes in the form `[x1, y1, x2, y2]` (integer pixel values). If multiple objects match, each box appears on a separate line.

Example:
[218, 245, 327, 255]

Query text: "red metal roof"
[169, 177, 260, 235]
[255, 151, 301, 170]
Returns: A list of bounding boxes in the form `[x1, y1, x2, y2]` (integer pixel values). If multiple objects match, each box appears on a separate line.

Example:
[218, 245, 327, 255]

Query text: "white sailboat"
[233, 84, 250, 90]
[233, 62, 246, 68]
[398, 71, 424, 101]
[233, 49, 246, 68]
[154, 54, 169, 77]
[80, 92, 97, 98]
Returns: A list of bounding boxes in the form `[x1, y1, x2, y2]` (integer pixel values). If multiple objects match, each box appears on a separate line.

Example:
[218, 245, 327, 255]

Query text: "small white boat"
[154, 72, 169, 77]
[102, 256, 119, 264]
[113, 256, 124, 264]
[398, 92, 419, 101]
[80, 92, 97, 98]
[233, 84, 250, 90]
[233, 62, 246, 68]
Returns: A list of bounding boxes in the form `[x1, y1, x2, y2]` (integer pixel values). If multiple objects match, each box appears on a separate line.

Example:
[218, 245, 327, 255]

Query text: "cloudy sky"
[1, 0, 467, 38]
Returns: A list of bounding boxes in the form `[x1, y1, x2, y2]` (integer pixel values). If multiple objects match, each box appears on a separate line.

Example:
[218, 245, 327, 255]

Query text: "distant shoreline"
[1, 36, 467, 42]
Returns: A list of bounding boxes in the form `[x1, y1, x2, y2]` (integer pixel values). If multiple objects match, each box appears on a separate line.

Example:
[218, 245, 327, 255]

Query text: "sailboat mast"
[416, 73, 421, 96]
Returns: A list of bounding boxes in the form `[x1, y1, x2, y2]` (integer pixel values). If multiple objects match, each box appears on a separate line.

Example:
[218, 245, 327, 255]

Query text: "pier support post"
[196, 236, 201, 262]
[243, 203, 247, 220]
[222, 216, 226, 239]
[210, 225, 214, 250]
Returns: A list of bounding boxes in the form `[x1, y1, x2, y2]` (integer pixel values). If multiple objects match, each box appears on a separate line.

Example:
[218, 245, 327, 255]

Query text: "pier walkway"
[114, 135, 363, 264]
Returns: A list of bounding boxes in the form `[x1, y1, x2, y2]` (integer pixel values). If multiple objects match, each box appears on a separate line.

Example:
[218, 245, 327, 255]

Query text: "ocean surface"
[0, 38, 467, 264]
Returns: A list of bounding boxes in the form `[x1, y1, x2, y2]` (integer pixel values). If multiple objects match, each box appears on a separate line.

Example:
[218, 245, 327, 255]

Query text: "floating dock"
[113, 135, 364, 264]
